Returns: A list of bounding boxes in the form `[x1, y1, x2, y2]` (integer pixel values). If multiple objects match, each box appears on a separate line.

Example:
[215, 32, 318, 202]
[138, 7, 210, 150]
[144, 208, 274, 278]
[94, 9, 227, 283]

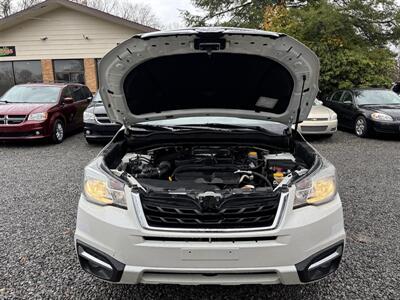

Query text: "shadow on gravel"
[337, 127, 400, 141]
[99, 282, 326, 299]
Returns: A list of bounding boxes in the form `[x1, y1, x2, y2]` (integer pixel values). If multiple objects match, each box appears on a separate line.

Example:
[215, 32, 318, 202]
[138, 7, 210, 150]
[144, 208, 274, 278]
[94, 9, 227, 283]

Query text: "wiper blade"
[171, 123, 283, 136]
[128, 124, 179, 131]
[0, 100, 9, 103]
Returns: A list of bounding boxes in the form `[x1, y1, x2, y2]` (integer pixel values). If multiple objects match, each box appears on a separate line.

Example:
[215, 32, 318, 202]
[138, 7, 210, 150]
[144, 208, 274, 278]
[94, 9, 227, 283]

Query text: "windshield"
[355, 90, 400, 105]
[1, 86, 61, 103]
[93, 92, 102, 102]
[140, 117, 288, 135]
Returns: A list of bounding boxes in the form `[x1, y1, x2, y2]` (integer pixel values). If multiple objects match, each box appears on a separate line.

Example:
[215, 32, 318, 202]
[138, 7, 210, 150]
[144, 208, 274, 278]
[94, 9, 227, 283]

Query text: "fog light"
[86, 130, 91, 135]
[35, 131, 40, 135]
[76, 242, 125, 282]
[296, 241, 344, 282]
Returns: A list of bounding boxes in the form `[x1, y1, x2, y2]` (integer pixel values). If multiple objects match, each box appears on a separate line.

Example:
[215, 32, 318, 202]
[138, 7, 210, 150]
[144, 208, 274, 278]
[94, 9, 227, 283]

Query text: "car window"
[340, 91, 353, 103]
[69, 85, 85, 102]
[61, 87, 71, 99]
[331, 91, 342, 102]
[354, 89, 400, 105]
[1, 85, 62, 103]
[82, 86, 92, 99]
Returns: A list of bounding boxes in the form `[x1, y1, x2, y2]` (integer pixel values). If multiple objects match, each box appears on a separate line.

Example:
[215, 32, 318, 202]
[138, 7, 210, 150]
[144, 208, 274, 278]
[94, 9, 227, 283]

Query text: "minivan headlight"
[294, 158, 337, 208]
[83, 161, 126, 208]
[28, 112, 48, 121]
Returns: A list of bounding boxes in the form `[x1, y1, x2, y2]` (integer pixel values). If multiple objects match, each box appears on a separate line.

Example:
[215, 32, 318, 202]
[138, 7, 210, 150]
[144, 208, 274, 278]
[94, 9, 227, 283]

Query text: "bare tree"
[73, 0, 160, 28]
[0, 0, 12, 17]
[116, 1, 160, 28]
[18, 0, 40, 10]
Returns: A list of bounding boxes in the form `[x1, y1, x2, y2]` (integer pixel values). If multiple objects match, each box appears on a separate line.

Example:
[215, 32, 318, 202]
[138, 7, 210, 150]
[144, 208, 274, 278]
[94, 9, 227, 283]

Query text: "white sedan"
[296, 99, 337, 136]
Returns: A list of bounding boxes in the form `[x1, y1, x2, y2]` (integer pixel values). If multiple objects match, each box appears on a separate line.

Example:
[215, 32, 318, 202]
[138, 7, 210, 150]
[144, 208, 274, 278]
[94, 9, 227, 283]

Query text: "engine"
[118, 146, 305, 191]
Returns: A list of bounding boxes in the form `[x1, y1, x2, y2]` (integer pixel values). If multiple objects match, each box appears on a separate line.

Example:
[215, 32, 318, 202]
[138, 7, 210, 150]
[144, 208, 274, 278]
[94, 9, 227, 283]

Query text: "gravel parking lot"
[0, 130, 399, 299]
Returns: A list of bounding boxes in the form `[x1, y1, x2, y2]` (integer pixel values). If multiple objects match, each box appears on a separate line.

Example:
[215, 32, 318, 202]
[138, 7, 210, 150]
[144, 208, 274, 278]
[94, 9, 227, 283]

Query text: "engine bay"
[115, 145, 308, 192]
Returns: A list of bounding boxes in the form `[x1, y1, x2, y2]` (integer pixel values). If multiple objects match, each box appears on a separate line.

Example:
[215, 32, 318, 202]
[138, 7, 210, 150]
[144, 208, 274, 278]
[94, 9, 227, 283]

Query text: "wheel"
[51, 119, 65, 143]
[354, 116, 368, 137]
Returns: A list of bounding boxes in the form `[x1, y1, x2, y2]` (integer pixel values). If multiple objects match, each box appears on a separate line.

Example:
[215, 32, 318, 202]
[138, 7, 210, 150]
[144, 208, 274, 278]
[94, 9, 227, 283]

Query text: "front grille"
[139, 192, 281, 229]
[0, 115, 26, 125]
[95, 113, 112, 124]
[301, 125, 328, 132]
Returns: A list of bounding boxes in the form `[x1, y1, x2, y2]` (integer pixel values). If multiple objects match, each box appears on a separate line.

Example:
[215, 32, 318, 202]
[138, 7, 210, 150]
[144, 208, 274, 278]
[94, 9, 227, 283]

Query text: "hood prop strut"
[294, 75, 307, 133]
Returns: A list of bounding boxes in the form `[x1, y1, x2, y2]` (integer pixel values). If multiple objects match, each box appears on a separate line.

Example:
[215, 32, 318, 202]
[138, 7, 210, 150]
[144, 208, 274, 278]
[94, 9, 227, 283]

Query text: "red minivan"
[0, 83, 92, 143]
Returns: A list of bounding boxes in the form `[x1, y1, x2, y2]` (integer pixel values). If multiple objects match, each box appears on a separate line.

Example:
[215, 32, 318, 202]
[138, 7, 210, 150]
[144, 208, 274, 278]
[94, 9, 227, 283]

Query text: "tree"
[0, 0, 12, 17]
[183, 0, 300, 28]
[264, 0, 398, 96]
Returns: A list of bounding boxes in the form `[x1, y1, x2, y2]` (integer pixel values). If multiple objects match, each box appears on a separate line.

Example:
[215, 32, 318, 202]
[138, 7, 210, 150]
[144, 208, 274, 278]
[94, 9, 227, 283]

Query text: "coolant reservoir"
[273, 172, 284, 184]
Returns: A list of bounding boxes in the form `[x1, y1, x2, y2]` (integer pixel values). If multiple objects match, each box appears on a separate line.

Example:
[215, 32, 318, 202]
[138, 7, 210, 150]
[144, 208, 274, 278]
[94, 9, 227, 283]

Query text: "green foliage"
[266, 1, 397, 96]
[183, 0, 279, 28]
[185, 0, 399, 96]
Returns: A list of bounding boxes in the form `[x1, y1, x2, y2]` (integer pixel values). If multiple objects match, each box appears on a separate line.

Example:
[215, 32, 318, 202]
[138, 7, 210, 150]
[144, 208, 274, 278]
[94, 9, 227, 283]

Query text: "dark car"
[0, 83, 92, 143]
[83, 92, 121, 143]
[323, 88, 400, 137]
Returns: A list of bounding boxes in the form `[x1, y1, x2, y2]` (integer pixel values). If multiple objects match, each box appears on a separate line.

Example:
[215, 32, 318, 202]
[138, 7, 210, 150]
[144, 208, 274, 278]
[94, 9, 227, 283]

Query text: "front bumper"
[370, 120, 400, 134]
[0, 121, 50, 140]
[74, 188, 345, 285]
[296, 119, 337, 135]
[84, 122, 121, 141]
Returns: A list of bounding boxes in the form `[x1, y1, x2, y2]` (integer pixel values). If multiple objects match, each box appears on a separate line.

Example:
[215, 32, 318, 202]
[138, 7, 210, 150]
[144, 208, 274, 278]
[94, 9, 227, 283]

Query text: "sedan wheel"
[355, 117, 368, 137]
[52, 120, 65, 143]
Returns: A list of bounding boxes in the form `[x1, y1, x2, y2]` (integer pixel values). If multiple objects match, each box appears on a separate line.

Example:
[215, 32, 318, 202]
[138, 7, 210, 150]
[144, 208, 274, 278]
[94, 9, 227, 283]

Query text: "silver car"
[297, 99, 337, 136]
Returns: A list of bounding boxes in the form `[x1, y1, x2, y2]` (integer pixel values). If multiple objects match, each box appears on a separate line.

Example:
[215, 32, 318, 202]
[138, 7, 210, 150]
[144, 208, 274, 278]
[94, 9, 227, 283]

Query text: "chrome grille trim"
[94, 113, 112, 124]
[0, 115, 26, 125]
[132, 192, 288, 233]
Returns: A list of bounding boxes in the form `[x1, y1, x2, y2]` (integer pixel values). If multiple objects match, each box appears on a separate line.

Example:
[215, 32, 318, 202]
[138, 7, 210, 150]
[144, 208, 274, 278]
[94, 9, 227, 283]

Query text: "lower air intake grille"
[139, 192, 281, 229]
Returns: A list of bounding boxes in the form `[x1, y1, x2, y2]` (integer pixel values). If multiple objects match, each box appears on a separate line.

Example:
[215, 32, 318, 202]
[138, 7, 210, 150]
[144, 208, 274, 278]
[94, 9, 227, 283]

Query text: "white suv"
[75, 28, 345, 285]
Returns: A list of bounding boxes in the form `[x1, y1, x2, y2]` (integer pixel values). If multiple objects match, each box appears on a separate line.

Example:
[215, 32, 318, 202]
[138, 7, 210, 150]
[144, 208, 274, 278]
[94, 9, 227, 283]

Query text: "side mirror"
[87, 96, 93, 102]
[62, 97, 74, 104]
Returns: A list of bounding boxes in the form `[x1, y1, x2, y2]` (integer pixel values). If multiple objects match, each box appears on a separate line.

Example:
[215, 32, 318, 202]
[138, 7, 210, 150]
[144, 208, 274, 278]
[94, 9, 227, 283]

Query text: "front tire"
[355, 116, 368, 137]
[51, 119, 65, 143]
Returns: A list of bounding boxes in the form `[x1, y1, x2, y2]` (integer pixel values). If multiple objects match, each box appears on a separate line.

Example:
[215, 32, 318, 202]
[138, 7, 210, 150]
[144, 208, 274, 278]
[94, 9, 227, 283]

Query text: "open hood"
[99, 27, 320, 128]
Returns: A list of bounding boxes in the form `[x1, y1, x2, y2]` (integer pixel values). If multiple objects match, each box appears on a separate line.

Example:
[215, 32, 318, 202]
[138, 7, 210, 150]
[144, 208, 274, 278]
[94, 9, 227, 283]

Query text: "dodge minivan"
[75, 28, 345, 285]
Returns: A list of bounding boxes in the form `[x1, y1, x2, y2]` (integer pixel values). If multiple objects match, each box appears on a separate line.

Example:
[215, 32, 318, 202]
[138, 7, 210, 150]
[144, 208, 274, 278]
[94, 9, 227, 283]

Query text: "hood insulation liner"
[123, 53, 294, 116]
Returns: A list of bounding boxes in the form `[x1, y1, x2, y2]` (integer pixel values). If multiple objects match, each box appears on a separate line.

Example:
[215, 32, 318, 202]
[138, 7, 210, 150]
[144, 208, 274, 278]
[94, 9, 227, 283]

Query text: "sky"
[135, 0, 198, 28]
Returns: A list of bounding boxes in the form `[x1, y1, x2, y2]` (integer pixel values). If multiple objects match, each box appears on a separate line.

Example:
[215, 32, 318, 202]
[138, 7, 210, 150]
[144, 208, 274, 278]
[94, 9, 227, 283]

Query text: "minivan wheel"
[52, 120, 65, 143]
[355, 116, 368, 137]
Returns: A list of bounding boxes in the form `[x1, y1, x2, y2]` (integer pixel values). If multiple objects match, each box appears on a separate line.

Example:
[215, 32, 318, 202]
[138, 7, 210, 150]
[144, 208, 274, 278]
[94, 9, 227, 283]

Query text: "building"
[0, 0, 156, 95]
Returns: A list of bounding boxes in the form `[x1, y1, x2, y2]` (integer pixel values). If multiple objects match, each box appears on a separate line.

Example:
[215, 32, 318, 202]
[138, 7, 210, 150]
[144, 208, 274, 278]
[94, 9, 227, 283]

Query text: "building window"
[54, 59, 85, 84]
[13, 61, 42, 84]
[0, 60, 42, 96]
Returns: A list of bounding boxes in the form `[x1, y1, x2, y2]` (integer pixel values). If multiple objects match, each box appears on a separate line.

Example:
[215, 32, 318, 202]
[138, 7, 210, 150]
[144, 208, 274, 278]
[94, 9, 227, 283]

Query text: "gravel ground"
[0, 130, 399, 299]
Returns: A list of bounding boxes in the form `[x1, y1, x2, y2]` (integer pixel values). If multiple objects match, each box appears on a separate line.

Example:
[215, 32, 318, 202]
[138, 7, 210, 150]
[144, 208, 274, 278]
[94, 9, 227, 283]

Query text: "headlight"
[371, 112, 393, 121]
[331, 113, 337, 120]
[83, 111, 95, 121]
[28, 112, 47, 121]
[294, 158, 337, 207]
[83, 161, 126, 208]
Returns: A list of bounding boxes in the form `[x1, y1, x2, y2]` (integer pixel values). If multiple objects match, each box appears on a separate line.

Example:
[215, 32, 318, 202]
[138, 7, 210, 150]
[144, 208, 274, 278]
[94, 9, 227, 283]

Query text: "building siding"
[0, 7, 139, 61]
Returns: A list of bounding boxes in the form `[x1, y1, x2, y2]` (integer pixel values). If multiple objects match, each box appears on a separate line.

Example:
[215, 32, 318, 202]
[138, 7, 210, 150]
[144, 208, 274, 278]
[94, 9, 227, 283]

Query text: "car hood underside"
[99, 27, 320, 127]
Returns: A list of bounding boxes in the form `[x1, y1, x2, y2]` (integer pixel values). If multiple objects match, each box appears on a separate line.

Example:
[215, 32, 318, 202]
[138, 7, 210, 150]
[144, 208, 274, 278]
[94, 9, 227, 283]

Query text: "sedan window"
[331, 91, 342, 102]
[341, 92, 353, 104]
[355, 90, 400, 105]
